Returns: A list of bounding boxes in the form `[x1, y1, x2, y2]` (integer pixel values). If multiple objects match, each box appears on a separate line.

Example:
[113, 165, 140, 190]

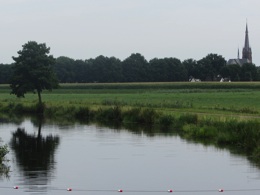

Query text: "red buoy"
[13, 186, 19, 189]
[118, 189, 123, 192]
[218, 189, 224, 192]
[168, 189, 173, 193]
[67, 188, 72, 191]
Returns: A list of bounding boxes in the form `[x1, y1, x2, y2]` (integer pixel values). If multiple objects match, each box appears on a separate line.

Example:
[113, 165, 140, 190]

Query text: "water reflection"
[0, 117, 259, 195]
[0, 144, 9, 179]
[9, 118, 60, 193]
[96, 121, 176, 137]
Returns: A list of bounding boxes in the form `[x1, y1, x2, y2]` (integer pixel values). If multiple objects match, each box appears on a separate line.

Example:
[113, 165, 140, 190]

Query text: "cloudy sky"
[0, 0, 259, 65]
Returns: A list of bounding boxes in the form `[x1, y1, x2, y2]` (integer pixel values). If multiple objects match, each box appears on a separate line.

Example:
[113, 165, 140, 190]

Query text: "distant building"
[227, 58, 250, 66]
[227, 23, 252, 66]
[189, 78, 201, 82]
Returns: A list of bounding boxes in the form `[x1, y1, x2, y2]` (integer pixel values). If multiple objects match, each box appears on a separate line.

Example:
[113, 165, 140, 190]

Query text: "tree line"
[1, 53, 260, 84]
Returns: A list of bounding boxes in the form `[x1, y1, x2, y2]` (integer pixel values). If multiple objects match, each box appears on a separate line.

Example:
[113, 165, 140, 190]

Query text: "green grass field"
[1, 82, 260, 120]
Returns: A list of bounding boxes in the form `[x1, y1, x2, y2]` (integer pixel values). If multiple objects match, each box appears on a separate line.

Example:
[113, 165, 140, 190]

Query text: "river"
[0, 119, 260, 195]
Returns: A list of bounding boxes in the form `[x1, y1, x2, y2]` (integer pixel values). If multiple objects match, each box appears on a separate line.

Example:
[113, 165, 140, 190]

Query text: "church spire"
[242, 22, 252, 63]
[244, 23, 250, 50]
[237, 47, 240, 59]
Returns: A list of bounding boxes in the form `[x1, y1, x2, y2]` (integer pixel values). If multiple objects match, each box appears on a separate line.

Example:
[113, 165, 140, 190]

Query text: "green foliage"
[90, 55, 123, 82]
[122, 53, 149, 82]
[182, 124, 218, 140]
[0, 102, 46, 115]
[221, 64, 241, 81]
[159, 114, 175, 127]
[75, 107, 93, 121]
[123, 108, 142, 124]
[179, 114, 198, 125]
[149, 57, 187, 81]
[197, 54, 227, 81]
[240, 63, 258, 81]
[49, 53, 259, 82]
[2, 52, 260, 84]
[139, 108, 158, 125]
[102, 99, 127, 106]
[10, 41, 59, 106]
[36, 102, 46, 113]
[0, 64, 14, 84]
[95, 106, 123, 122]
[123, 108, 158, 125]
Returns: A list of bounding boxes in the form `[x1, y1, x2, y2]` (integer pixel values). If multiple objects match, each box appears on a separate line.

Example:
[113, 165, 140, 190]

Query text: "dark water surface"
[1, 119, 260, 195]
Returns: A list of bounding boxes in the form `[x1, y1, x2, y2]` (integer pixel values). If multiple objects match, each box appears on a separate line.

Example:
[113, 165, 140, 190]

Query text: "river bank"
[0, 82, 260, 165]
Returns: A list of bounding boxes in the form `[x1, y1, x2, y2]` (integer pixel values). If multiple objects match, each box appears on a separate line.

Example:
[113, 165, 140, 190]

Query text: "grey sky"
[1, 0, 259, 65]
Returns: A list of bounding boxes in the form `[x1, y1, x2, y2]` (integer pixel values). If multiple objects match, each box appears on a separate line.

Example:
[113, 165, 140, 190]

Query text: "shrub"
[122, 108, 142, 124]
[179, 114, 198, 125]
[159, 114, 175, 127]
[139, 108, 158, 125]
[35, 102, 45, 113]
[197, 126, 218, 139]
[95, 106, 123, 122]
[75, 107, 92, 120]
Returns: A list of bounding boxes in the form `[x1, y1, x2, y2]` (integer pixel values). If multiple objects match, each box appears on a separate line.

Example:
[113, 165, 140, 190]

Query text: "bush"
[75, 107, 92, 120]
[122, 108, 142, 124]
[139, 108, 158, 125]
[35, 102, 45, 113]
[179, 114, 198, 125]
[159, 114, 175, 127]
[95, 106, 123, 122]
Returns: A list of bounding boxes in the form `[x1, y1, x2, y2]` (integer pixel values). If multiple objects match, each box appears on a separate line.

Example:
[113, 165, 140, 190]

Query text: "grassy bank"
[1, 82, 260, 118]
[2, 103, 260, 165]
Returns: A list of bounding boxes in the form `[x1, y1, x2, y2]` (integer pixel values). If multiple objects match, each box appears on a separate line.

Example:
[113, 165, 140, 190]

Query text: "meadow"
[1, 82, 260, 119]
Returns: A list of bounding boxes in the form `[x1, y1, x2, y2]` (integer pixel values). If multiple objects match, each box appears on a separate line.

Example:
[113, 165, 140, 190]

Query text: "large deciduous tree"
[10, 41, 58, 106]
[240, 63, 258, 81]
[122, 53, 149, 82]
[198, 54, 226, 81]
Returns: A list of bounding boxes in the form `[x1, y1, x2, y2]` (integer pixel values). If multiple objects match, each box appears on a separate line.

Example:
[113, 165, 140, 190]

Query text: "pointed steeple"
[242, 22, 252, 63]
[244, 23, 250, 50]
[237, 47, 240, 59]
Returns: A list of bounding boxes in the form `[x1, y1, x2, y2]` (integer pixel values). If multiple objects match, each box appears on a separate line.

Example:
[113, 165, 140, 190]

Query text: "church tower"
[242, 23, 252, 63]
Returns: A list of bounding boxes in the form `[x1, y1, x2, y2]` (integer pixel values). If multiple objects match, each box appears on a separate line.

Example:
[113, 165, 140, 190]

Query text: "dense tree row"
[1, 53, 260, 84]
[0, 64, 14, 84]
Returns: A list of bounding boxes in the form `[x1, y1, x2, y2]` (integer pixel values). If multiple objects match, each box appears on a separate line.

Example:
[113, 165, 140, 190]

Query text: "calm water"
[0, 119, 260, 195]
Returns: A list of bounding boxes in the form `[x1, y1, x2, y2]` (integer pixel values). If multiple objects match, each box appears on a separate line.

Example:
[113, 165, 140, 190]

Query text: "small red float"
[118, 189, 123, 192]
[67, 188, 72, 191]
[168, 189, 173, 193]
[13, 186, 19, 189]
[218, 189, 224, 192]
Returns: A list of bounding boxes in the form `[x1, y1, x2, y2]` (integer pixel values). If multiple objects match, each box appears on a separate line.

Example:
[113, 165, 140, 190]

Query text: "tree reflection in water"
[10, 119, 60, 193]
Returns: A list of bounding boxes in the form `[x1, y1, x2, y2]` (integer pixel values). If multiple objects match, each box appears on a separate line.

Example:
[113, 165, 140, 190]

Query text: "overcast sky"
[1, 0, 259, 65]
